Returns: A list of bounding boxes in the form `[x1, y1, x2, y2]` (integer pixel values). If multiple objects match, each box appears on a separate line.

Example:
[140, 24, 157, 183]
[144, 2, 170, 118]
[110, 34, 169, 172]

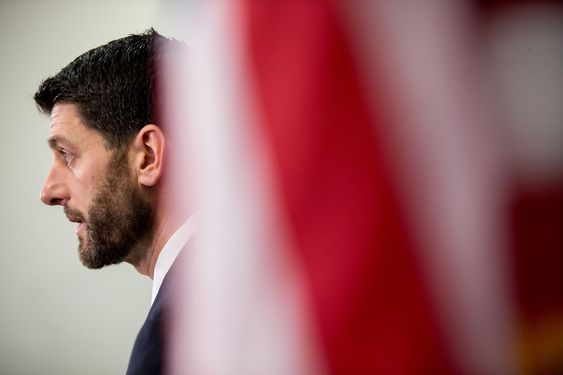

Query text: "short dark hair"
[34, 28, 178, 149]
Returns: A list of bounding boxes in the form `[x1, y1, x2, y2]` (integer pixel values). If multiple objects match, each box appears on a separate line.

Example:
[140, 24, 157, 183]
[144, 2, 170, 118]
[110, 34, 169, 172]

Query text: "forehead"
[48, 103, 107, 150]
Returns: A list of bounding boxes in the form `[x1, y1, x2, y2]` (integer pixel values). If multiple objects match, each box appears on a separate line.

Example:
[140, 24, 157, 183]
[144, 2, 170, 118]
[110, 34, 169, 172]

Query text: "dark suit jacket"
[125, 247, 188, 375]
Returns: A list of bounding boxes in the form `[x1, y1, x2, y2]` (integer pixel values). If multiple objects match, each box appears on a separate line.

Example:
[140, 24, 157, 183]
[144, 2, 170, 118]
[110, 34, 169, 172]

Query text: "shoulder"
[126, 246, 190, 375]
[126, 295, 166, 375]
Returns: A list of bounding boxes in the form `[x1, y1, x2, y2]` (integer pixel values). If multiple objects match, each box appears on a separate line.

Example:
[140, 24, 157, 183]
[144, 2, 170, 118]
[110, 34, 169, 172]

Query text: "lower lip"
[76, 222, 85, 234]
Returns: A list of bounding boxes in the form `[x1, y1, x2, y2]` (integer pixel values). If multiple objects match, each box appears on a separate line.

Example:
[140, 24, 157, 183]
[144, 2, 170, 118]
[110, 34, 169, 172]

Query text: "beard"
[65, 150, 153, 269]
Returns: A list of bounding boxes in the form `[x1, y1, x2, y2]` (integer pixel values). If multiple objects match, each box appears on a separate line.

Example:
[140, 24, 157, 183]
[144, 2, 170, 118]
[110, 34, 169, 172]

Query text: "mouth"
[64, 207, 85, 235]
[75, 222, 86, 234]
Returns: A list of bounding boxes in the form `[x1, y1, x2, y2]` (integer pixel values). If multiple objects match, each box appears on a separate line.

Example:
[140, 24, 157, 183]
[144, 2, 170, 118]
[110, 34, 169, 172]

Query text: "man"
[34, 29, 192, 374]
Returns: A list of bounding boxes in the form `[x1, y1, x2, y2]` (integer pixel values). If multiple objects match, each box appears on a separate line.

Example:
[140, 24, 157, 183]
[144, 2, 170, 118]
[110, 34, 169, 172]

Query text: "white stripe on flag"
[166, 1, 326, 374]
[338, 1, 517, 373]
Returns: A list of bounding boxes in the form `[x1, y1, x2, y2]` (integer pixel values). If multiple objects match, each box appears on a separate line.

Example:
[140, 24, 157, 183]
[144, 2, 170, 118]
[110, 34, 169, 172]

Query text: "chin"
[78, 242, 128, 269]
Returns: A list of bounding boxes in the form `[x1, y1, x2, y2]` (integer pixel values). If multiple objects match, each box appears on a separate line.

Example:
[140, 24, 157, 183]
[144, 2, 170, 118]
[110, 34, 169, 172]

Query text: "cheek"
[72, 167, 105, 207]
[75, 156, 108, 183]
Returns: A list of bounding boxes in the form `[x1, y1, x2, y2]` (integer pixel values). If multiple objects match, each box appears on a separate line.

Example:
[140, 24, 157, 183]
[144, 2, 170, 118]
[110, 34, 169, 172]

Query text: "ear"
[131, 124, 165, 187]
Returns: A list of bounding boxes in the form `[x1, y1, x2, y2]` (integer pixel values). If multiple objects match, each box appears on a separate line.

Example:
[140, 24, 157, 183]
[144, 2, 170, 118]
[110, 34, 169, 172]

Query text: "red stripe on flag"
[240, 2, 456, 373]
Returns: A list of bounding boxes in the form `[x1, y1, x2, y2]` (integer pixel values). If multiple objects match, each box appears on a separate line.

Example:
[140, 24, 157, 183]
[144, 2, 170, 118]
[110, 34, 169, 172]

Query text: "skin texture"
[40, 102, 179, 279]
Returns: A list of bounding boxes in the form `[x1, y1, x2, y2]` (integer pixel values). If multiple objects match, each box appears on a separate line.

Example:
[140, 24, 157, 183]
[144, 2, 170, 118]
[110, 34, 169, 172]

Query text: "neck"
[126, 208, 186, 279]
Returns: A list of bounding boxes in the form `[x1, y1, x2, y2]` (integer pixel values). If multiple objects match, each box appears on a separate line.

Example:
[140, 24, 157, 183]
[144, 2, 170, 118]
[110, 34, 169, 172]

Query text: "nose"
[40, 166, 69, 206]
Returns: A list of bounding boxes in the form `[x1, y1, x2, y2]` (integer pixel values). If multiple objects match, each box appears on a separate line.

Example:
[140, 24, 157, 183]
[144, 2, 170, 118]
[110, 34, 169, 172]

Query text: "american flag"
[162, 1, 563, 373]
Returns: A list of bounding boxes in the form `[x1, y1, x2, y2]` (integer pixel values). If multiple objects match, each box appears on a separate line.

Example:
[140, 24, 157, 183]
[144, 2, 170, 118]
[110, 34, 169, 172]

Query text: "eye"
[58, 149, 74, 165]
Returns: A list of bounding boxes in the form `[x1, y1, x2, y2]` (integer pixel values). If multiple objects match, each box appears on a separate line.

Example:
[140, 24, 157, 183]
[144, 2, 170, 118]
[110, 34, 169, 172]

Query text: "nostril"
[40, 188, 64, 206]
[50, 198, 65, 206]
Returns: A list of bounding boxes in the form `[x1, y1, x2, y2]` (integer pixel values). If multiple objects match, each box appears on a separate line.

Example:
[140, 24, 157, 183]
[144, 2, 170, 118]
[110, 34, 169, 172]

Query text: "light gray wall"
[0, 1, 174, 374]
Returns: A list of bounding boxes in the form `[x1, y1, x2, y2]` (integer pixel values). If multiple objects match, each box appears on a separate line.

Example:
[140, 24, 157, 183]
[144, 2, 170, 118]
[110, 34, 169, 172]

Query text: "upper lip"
[64, 209, 83, 224]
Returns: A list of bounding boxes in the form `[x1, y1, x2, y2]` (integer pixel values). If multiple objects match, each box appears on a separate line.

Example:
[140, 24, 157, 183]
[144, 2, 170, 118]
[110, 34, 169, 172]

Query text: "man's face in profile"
[41, 103, 152, 268]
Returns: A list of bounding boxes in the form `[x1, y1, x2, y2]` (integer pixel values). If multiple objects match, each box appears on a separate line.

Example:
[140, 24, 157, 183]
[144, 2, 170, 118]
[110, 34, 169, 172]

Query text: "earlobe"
[134, 124, 165, 187]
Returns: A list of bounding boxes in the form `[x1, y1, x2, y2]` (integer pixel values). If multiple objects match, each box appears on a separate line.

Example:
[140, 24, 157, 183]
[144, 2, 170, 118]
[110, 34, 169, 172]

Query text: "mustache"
[64, 205, 85, 223]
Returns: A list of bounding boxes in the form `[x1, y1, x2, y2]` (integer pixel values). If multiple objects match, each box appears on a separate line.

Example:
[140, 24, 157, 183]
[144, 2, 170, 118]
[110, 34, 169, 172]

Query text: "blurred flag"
[484, 1, 563, 373]
[162, 0, 563, 374]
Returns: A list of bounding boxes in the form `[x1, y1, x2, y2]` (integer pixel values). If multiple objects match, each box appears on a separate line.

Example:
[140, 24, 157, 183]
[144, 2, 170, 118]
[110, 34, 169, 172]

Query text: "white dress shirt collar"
[151, 215, 197, 306]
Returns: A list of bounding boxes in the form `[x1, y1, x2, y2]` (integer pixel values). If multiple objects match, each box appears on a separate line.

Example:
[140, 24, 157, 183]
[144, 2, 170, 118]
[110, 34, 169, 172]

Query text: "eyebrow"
[47, 135, 73, 150]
